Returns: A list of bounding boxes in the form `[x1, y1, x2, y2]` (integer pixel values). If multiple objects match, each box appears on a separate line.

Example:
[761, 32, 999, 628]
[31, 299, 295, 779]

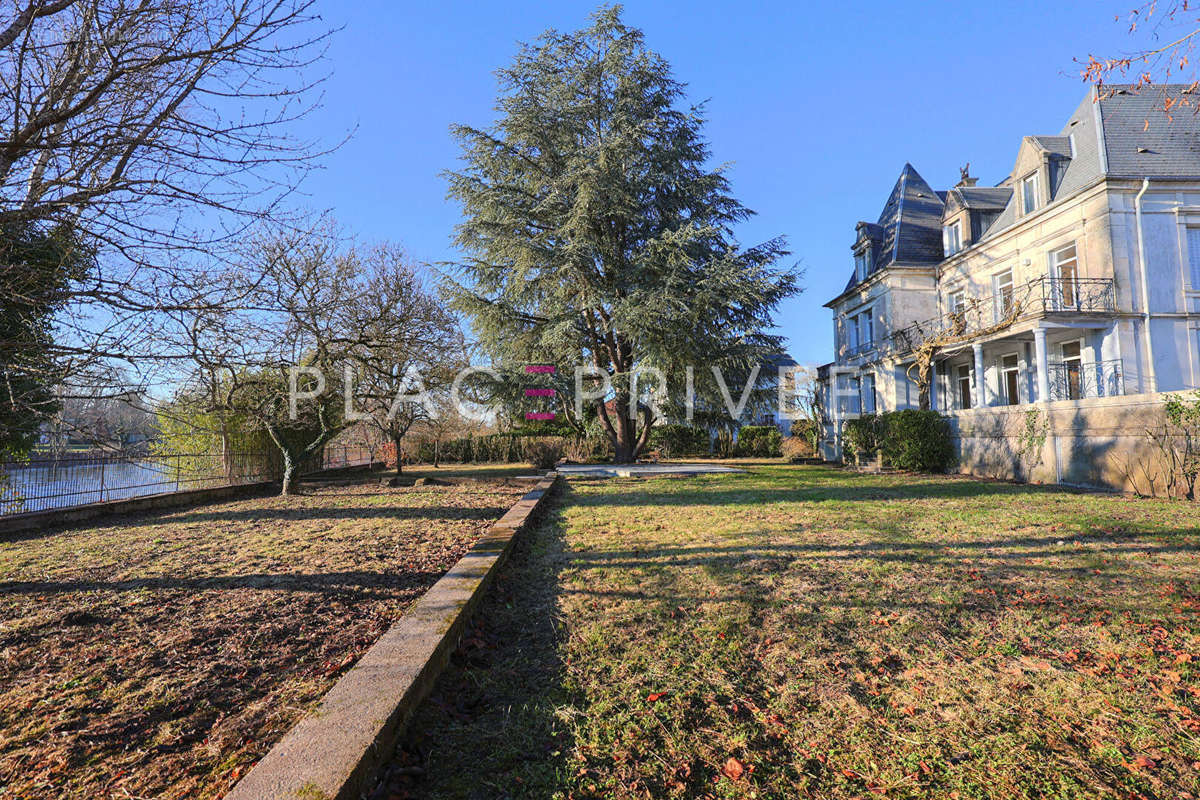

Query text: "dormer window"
[854, 250, 870, 283]
[1021, 173, 1040, 215]
[943, 220, 963, 256]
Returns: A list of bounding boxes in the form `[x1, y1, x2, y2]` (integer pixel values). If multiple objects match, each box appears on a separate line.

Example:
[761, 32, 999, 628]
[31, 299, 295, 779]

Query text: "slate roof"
[837, 164, 944, 296]
[830, 85, 1200, 306]
[950, 186, 1011, 211]
[982, 84, 1200, 242]
[1032, 135, 1073, 158]
[1098, 86, 1200, 176]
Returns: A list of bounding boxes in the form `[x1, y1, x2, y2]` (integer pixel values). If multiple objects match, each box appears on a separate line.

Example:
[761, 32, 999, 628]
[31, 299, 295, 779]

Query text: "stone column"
[1034, 327, 1051, 403]
[972, 343, 985, 408]
[1091, 335, 1105, 397]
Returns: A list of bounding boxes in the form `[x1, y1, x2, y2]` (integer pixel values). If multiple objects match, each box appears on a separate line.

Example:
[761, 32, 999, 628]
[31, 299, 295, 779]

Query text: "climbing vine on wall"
[901, 297, 1026, 410]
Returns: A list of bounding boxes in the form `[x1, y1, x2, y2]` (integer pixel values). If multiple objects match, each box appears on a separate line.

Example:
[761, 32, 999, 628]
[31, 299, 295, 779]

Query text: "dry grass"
[0, 477, 525, 799]
[392, 463, 1200, 800]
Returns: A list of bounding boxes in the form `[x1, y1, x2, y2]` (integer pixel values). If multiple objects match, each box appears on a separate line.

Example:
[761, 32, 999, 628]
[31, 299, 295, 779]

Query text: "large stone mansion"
[817, 85, 1200, 488]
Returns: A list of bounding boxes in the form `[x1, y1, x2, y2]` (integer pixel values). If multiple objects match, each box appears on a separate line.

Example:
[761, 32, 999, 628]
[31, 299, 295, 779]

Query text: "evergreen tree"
[0, 223, 91, 459]
[446, 6, 800, 462]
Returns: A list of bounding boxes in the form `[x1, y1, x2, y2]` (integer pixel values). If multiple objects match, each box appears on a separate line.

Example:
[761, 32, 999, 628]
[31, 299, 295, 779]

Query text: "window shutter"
[1188, 227, 1200, 289]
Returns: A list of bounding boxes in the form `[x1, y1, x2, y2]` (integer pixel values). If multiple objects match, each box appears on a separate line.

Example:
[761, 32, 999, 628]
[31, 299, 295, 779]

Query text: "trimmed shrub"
[649, 424, 710, 458]
[526, 439, 564, 469]
[879, 409, 956, 473]
[412, 432, 613, 465]
[736, 425, 783, 457]
[414, 433, 561, 464]
[842, 414, 885, 462]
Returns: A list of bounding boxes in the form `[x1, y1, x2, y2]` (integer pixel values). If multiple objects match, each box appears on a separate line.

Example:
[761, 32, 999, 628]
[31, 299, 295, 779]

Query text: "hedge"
[414, 433, 568, 464]
[736, 425, 783, 457]
[880, 410, 955, 473]
[649, 424, 711, 458]
[842, 410, 955, 473]
[842, 414, 885, 462]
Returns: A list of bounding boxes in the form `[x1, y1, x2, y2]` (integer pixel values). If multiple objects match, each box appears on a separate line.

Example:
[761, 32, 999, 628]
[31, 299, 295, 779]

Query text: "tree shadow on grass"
[125, 504, 516, 527]
[564, 474, 1091, 509]
[548, 513, 1200, 622]
[0, 568, 448, 599]
[379, 488, 575, 800]
[558, 529, 1200, 567]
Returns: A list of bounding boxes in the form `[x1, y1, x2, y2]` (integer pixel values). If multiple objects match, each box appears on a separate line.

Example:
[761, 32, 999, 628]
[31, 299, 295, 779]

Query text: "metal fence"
[0, 445, 379, 516]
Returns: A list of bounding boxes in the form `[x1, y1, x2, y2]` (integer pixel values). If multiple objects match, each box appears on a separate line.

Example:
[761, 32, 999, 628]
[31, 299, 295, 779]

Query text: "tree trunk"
[611, 421, 642, 463]
[913, 353, 934, 411]
[280, 454, 296, 496]
[433, 439, 440, 468]
[607, 391, 641, 463]
[220, 422, 233, 483]
[392, 434, 404, 476]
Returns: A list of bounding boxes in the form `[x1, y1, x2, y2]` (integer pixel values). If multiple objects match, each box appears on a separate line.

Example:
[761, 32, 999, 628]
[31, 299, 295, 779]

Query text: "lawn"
[387, 463, 1200, 800]
[0, 476, 525, 799]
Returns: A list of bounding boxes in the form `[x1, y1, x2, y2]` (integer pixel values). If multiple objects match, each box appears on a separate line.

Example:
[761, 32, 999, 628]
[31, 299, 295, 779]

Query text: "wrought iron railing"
[841, 340, 876, 359]
[1046, 359, 1124, 401]
[1040, 277, 1116, 315]
[883, 276, 1116, 356]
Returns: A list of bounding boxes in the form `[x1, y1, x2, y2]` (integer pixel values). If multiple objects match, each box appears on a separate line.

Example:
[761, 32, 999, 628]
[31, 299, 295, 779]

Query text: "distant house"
[818, 85, 1200, 488]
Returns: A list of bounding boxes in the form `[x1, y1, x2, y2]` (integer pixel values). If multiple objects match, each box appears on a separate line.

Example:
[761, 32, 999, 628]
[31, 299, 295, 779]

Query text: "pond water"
[0, 459, 218, 515]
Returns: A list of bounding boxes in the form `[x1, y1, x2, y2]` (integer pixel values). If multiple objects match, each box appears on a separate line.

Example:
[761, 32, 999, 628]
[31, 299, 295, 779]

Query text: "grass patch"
[389, 464, 1200, 799]
[0, 478, 524, 799]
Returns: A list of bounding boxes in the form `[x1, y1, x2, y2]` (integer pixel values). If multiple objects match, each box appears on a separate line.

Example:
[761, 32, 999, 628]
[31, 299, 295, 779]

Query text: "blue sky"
[291, 0, 1141, 367]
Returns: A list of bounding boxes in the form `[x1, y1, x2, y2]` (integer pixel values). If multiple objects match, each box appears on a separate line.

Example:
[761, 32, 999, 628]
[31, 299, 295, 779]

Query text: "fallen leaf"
[647, 691, 669, 703]
[722, 757, 745, 780]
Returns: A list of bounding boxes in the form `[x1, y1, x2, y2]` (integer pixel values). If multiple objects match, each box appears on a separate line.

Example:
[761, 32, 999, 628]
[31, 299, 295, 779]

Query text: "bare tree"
[172, 223, 360, 494]
[171, 224, 467, 495]
[54, 389, 156, 451]
[0, 0, 336, 447]
[412, 394, 479, 468]
[343, 244, 465, 475]
[0, 0, 330, 240]
[781, 364, 823, 449]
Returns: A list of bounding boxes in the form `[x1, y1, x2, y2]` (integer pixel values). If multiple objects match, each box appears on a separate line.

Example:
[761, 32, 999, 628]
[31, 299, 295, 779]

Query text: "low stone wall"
[223, 471, 560, 800]
[948, 393, 1168, 491]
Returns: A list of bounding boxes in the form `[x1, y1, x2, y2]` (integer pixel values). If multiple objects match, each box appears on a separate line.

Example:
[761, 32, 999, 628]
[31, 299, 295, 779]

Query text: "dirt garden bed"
[0, 475, 525, 799]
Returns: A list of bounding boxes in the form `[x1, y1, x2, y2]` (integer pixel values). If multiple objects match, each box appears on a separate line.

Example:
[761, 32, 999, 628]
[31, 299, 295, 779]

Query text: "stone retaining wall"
[223, 471, 560, 800]
[949, 392, 1169, 492]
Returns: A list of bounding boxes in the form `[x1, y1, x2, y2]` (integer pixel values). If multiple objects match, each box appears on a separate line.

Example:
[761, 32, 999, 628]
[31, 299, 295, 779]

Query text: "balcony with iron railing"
[883, 276, 1116, 357]
[1047, 358, 1124, 401]
[842, 340, 875, 359]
